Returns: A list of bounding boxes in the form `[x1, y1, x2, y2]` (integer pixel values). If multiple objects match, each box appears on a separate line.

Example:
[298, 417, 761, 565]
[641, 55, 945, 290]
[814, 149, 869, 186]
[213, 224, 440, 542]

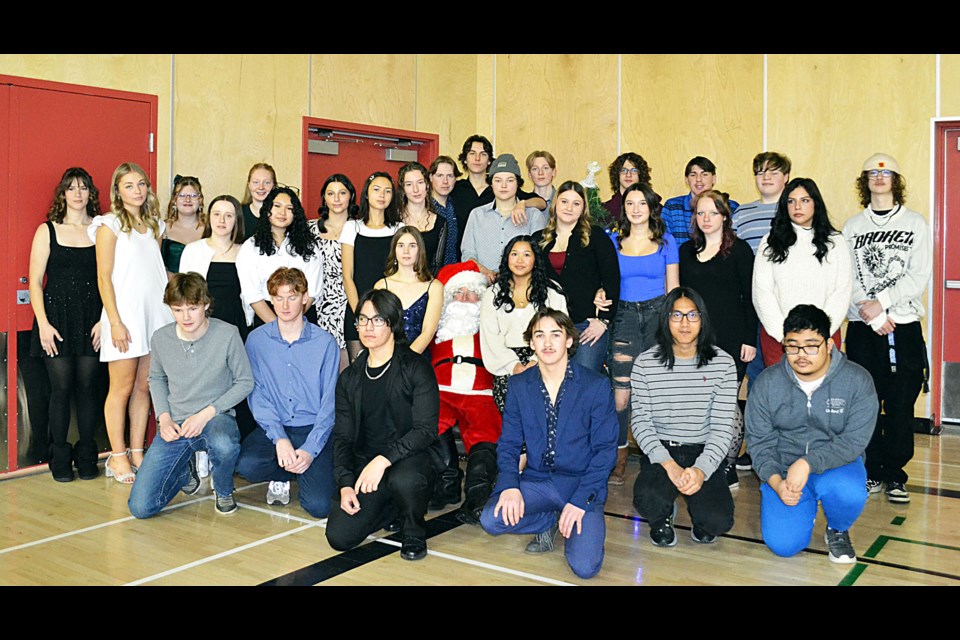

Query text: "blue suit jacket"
[493, 361, 618, 511]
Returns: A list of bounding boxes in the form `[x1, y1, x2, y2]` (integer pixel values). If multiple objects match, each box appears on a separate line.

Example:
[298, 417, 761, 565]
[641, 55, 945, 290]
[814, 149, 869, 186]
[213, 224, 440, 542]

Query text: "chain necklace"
[365, 359, 392, 380]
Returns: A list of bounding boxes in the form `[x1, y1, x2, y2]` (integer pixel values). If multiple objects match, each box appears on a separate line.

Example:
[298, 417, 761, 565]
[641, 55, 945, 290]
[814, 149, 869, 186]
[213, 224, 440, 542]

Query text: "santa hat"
[436, 261, 488, 296]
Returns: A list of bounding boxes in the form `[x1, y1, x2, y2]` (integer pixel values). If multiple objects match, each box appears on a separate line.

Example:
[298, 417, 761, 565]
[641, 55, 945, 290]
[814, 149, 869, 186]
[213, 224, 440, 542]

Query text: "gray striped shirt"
[630, 346, 738, 479]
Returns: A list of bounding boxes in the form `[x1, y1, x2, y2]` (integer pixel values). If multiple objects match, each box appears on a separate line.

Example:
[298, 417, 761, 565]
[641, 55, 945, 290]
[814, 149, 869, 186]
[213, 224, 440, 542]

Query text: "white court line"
[0, 482, 267, 555]
[233, 501, 323, 526]
[125, 520, 322, 586]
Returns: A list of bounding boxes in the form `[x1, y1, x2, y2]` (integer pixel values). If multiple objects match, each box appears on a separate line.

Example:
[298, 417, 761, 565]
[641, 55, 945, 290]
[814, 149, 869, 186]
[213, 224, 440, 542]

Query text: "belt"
[435, 355, 484, 367]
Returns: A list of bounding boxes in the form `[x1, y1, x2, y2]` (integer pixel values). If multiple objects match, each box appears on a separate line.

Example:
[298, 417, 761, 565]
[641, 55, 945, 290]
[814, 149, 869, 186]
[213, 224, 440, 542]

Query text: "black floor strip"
[907, 484, 960, 499]
[259, 511, 464, 586]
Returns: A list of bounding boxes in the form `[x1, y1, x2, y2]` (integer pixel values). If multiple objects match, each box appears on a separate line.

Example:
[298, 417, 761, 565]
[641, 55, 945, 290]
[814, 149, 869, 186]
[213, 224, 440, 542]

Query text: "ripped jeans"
[608, 297, 663, 447]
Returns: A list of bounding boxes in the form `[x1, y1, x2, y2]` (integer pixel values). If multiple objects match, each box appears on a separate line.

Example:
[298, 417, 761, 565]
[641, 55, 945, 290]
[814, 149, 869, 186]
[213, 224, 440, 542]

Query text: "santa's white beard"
[435, 301, 481, 342]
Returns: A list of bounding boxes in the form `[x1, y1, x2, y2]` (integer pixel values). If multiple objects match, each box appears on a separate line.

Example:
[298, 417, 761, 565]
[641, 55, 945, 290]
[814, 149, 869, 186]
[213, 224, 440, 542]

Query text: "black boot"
[429, 429, 464, 510]
[74, 440, 100, 480]
[456, 442, 498, 525]
[49, 443, 75, 482]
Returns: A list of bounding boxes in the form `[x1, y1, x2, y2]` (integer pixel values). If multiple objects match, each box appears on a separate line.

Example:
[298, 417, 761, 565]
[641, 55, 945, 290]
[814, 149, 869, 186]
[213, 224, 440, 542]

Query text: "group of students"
[28, 136, 929, 578]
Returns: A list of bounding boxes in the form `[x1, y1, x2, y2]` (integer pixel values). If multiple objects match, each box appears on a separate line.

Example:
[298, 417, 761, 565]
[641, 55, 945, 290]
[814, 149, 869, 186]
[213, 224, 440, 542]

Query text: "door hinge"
[149, 132, 155, 153]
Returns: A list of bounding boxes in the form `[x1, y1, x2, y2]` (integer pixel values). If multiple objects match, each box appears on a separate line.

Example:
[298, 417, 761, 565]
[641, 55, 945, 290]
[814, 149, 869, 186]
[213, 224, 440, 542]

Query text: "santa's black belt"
[434, 355, 484, 367]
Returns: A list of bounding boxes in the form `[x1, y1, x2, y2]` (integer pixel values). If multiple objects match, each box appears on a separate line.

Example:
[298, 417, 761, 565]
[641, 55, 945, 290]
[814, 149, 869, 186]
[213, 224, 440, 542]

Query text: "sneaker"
[196, 451, 210, 479]
[214, 492, 238, 515]
[691, 526, 717, 544]
[181, 454, 202, 496]
[266, 480, 290, 506]
[649, 504, 678, 548]
[726, 465, 739, 490]
[735, 453, 752, 471]
[824, 526, 856, 564]
[886, 482, 911, 503]
[524, 522, 559, 554]
[866, 479, 883, 494]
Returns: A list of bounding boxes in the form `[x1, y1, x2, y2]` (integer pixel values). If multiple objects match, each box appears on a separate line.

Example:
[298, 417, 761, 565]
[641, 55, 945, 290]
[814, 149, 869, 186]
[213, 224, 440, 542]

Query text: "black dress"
[31, 221, 102, 357]
[419, 216, 448, 276]
[344, 231, 396, 341]
[206, 261, 248, 341]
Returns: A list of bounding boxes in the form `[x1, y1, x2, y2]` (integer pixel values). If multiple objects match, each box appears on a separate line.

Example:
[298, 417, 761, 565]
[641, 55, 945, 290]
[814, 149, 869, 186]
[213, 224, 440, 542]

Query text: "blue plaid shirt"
[662, 193, 740, 244]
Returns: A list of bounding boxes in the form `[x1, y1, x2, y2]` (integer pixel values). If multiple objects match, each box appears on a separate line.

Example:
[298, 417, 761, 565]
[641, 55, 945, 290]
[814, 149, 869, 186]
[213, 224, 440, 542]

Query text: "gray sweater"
[148, 319, 254, 423]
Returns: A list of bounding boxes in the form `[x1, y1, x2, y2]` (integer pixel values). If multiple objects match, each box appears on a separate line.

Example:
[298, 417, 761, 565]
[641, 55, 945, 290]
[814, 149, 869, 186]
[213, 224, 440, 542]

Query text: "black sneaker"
[824, 526, 856, 564]
[649, 505, 678, 548]
[866, 479, 883, 494]
[691, 526, 717, 544]
[726, 465, 739, 490]
[181, 455, 201, 496]
[524, 522, 559, 554]
[735, 453, 752, 471]
[886, 482, 911, 503]
[214, 492, 238, 515]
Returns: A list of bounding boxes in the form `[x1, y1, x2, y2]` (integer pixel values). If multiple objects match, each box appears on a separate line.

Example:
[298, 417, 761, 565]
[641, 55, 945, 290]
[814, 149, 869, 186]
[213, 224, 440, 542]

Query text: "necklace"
[406, 210, 430, 231]
[365, 359, 392, 380]
[869, 204, 900, 227]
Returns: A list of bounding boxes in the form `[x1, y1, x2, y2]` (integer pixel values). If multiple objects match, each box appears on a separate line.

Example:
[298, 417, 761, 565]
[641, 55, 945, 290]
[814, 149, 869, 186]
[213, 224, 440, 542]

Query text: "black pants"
[326, 451, 436, 549]
[845, 320, 925, 484]
[633, 442, 734, 536]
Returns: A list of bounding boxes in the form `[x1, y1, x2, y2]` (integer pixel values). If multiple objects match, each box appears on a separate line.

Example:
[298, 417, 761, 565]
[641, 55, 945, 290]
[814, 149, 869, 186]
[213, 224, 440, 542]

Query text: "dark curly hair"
[856, 171, 906, 208]
[608, 152, 652, 193]
[616, 183, 667, 250]
[316, 173, 359, 233]
[653, 287, 718, 370]
[253, 186, 317, 259]
[492, 235, 564, 313]
[689, 190, 736, 258]
[457, 134, 494, 173]
[48, 167, 101, 223]
[358, 172, 402, 227]
[764, 177, 837, 265]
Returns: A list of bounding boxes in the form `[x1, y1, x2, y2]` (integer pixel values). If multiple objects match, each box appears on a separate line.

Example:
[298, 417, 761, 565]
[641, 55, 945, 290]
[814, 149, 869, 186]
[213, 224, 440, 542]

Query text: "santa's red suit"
[432, 333, 502, 452]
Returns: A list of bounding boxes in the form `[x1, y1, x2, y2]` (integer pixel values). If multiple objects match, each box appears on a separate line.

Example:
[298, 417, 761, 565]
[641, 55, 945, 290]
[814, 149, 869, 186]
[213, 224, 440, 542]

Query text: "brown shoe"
[608, 447, 628, 486]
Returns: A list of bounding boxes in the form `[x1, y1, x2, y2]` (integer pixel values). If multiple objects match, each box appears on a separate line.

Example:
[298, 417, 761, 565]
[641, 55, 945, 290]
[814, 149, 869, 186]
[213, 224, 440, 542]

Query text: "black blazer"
[333, 345, 440, 489]
[534, 225, 620, 324]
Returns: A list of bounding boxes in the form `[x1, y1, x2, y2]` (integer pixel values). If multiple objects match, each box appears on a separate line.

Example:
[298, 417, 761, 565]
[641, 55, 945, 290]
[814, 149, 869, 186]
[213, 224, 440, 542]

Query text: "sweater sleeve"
[824, 233, 853, 337]
[692, 355, 738, 479]
[743, 371, 783, 484]
[842, 217, 871, 320]
[875, 215, 932, 315]
[147, 333, 172, 419]
[752, 235, 786, 341]
[479, 287, 521, 376]
[208, 328, 254, 415]
[630, 354, 672, 465]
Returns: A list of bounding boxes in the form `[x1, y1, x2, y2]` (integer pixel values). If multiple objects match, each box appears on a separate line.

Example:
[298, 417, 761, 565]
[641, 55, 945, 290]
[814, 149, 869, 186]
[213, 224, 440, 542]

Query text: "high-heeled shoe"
[105, 451, 136, 484]
[129, 448, 145, 473]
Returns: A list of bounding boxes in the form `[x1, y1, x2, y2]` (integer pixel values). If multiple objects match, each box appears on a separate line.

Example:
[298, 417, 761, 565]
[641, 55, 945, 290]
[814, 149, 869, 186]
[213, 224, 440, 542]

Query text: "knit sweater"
[841, 204, 931, 329]
[752, 225, 852, 341]
[629, 346, 738, 479]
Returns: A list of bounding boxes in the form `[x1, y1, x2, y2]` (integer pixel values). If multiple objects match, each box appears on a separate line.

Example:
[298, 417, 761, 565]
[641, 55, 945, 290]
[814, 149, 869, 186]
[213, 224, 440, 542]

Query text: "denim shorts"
[608, 296, 663, 390]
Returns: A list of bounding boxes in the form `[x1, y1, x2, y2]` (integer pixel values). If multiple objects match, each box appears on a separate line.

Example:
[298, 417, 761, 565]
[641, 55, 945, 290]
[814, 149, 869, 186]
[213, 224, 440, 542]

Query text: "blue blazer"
[493, 361, 618, 511]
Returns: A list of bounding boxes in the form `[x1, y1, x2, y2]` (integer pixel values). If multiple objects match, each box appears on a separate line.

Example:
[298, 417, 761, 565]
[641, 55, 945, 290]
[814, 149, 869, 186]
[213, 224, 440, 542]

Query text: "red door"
[933, 121, 960, 425]
[0, 75, 157, 473]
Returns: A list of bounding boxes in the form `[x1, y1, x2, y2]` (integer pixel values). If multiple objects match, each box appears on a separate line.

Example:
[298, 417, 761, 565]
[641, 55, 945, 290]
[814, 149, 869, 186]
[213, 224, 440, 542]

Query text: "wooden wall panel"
[768, 54, 935, 226]
[173, 54, 308, 206]
[939, 55, 960, 119]
[621, 54, 763, 205]
[310, 54, 415, 130]
[475, 55, 495, 148]
[415, 54, 477, 159]
[494, 54, 618, 190]
[0, 54, 172, 197]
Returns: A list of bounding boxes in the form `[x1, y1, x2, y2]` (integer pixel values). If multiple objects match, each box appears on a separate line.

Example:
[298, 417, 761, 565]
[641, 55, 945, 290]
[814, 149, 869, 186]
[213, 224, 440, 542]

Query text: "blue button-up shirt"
[246, 320, 340, 458]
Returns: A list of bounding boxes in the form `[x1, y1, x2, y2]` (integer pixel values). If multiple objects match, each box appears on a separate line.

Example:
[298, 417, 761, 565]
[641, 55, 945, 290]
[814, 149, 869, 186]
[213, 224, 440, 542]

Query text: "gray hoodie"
[745, 346, 879, 483]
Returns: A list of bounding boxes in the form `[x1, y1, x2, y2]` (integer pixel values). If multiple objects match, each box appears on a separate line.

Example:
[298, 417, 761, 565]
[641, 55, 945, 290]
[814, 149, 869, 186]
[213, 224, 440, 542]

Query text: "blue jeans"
[236, 425, 336, 518]
[572, 319, 609, 375]
[480, 477, 606, 579]
[760, 457, 867, 557]
[129, 413, 240, 519]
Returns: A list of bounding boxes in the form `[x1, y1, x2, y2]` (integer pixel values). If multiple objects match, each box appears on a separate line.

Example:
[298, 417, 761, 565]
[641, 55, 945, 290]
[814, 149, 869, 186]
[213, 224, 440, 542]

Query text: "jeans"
[610, 297, 663, 446]
[571, 319, 609, 375]
[480, 477, 606, 579]
[236, 425, 336, 518]
[129, 413, 240, 519]
[760, 457, 867, 557]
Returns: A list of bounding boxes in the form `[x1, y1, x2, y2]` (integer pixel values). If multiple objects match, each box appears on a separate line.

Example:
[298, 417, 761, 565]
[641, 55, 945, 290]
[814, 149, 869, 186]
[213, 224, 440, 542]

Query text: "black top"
[359, 360, 393, 460]
[241, 203, 259, 241]
[206, 261, 248, 341]
[420, 215, 448, 276]
[534, 225, 621, 324]
[161, 238, 185, 272]
[678, 237, 757, 379]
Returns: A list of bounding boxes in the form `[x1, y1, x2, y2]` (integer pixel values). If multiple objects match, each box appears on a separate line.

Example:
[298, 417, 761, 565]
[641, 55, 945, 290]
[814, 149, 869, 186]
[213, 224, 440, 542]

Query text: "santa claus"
[430, 262, 503, 525]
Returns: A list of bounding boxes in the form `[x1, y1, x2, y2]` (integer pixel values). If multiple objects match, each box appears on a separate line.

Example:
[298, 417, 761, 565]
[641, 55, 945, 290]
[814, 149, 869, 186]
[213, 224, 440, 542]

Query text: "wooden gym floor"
[1, 432, 958, 586]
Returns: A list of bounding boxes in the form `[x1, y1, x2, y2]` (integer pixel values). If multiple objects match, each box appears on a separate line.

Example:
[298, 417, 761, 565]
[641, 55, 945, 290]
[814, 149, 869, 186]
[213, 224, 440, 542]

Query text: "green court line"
[864, 535, 960, 560]
[891, 516, 906, 526]
[863, 536, 888, 559]
[838, 563, 868, 586]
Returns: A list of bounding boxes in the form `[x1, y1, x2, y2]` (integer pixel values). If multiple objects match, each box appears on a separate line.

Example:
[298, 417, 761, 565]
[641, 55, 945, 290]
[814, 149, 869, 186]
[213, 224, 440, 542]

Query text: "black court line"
[603, 510, 960, 582]
[259, 512, 464, 586]
[907, 484, 960, 499]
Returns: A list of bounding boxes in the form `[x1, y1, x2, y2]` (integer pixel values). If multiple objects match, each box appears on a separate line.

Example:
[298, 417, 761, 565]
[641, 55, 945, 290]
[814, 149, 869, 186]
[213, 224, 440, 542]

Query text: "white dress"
[89, 214, 173, 362]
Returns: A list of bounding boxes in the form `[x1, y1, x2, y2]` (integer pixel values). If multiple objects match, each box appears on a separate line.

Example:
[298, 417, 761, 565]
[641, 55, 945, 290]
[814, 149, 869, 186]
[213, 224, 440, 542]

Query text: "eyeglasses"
[620, 167, 639, 175]
[355, 314, 387, 327]
[868, 169, 893, 179]
[669, 311, 701, 323]
[177, 193, 201, 200]
[782, 340, 825, 355]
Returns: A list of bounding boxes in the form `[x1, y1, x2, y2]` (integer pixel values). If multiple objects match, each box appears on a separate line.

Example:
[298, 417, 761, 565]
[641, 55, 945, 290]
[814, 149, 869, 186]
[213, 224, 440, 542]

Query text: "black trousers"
[633, 441, 734, 536]
[326, 451, 436, 550]
[845, 320, 925, 484]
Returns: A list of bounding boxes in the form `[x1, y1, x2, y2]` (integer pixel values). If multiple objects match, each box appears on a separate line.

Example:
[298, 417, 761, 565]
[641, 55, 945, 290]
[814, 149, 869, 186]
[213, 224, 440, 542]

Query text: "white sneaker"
[195, 451, 210, 479]
[267, 481, 291, 506]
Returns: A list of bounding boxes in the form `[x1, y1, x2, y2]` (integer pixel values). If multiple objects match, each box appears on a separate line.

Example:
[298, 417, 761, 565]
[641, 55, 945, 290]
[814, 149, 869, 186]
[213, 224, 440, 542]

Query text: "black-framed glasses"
[669, 311, 701, 323]
[355, 314, 386, 327]
[783, 340, 825, 355]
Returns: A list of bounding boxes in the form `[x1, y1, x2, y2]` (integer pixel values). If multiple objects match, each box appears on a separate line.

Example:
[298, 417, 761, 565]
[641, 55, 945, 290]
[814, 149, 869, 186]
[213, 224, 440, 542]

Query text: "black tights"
[45, 355, 100, 447]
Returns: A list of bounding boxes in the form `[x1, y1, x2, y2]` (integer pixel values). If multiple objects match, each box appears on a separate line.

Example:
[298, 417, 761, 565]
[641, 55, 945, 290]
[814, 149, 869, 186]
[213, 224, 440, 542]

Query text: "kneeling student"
[480, 309, 617, 579]
[129, 272, 253, 517]
[631, 287, 738, 547]
[746, 304, 878, 563]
